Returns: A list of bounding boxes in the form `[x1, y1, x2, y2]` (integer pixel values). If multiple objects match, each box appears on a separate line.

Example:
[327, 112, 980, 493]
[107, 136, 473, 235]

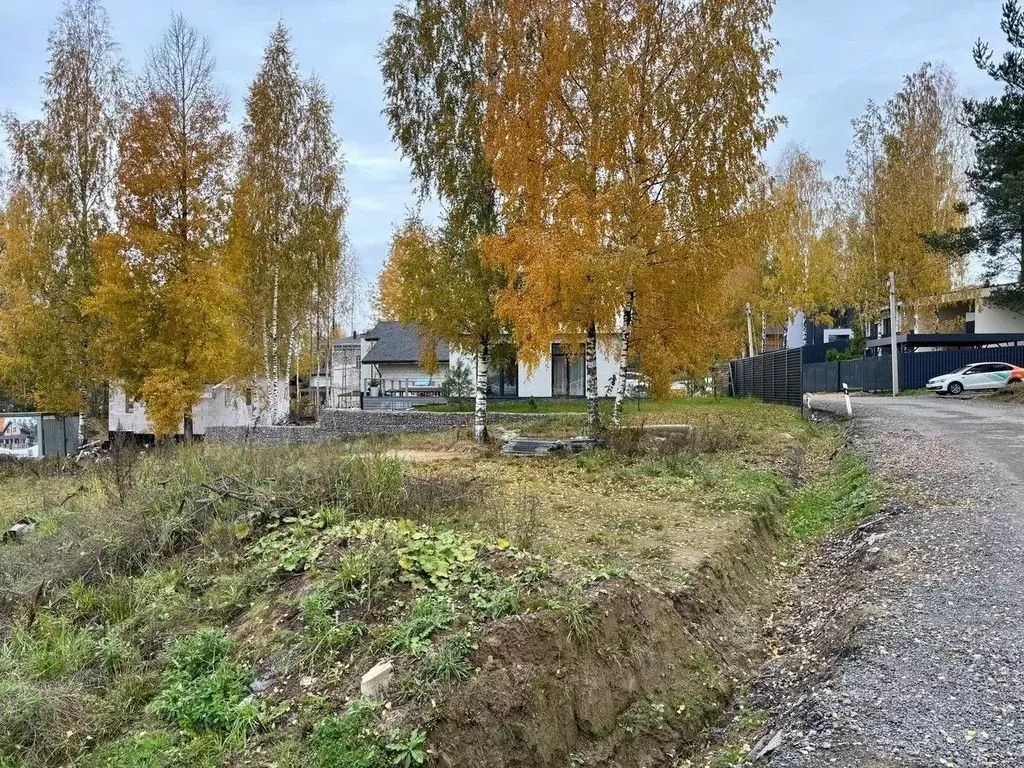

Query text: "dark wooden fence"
[731, 345, 1024, 405]
[729, 348, 803, 407]
[805, 346, 1024, 392]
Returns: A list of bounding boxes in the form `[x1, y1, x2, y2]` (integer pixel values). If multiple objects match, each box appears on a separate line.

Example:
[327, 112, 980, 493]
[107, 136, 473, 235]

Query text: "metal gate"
[729, 348, 803, 407]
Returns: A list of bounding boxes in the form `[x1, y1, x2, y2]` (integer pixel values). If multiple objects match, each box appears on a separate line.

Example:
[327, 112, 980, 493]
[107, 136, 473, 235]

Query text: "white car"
[926, 362, 1024, 395]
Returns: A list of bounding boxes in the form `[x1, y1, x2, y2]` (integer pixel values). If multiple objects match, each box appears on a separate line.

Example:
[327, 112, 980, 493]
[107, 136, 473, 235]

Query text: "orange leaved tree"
[380, 0, 505, 442]
[478, 0, 781, 425]
[88, 14, 239, 439]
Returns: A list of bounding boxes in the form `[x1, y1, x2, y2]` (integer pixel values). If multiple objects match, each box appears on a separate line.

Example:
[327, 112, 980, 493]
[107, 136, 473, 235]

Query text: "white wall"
[823, 328, 853, 344]
[785, 310, 806, 349]
[518, 357, 552, 398]
[108, 379, 287, 436]
[515, 337, 619, 399]
[596, 343, 618, 396]
[977, 301, 1024, 334]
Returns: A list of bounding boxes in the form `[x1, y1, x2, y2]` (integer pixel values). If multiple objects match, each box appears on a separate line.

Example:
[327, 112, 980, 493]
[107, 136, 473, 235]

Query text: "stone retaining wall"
[205, 409, 576, 444]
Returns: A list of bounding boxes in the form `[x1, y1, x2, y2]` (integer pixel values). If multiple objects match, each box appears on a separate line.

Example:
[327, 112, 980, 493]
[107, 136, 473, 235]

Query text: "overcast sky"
[0, 0, 1009, 327]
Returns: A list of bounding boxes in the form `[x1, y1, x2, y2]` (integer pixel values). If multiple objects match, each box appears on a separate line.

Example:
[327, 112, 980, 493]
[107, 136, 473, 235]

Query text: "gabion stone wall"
[205, 409, 573, 444]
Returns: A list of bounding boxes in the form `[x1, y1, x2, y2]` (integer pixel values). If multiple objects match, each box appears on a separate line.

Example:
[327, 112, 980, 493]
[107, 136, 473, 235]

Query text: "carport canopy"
[867, 333, 1024, 351]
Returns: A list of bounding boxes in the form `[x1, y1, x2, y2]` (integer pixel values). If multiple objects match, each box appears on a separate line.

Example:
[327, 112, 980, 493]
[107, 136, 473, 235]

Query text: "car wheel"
[948, 381, 964, 396]
[1008, 378, 1023, 388]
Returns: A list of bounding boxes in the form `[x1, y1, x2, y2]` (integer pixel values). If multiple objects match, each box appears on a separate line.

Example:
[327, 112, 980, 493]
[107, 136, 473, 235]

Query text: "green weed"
[147, 629, 258, 739]
[788, 454, 879, 541]
[385, 729, 427, 768]
[1, 614, 95, 679]
[311, 702, 384, 768]
[422, 632, 475, 681]
[385, 594, 457, 656]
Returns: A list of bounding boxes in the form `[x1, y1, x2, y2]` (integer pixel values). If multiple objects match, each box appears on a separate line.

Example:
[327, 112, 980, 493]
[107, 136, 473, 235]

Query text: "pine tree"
[964, 0, 1024, 283]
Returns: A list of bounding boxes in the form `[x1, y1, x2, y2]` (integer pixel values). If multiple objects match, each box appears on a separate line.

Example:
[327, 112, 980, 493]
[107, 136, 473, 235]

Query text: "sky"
[0, 0, 1011, 328]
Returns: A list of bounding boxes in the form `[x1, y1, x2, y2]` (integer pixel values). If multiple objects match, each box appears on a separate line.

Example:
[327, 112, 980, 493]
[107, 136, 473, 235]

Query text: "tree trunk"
[1019, 230, 1024, 285]
[474, 336, 490, 444]
[612, 292, 635, 426]
[183, 411, 194, 443]
[585, 321, 600, 431]
[285, 328, 293, 422]
[270, 268, 281, 424]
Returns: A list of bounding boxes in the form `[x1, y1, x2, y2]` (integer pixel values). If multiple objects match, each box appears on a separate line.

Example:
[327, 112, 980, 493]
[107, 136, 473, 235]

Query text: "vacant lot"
[0, 398, 866, 768]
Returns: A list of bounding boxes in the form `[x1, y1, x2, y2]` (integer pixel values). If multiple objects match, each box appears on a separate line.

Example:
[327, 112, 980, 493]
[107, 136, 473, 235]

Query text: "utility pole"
[888, 272, 899, 397]
[745, 303, 755, 358]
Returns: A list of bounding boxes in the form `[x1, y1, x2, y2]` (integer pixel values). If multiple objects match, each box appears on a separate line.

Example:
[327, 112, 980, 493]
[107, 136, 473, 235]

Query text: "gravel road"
[759, 395, 1024, 768]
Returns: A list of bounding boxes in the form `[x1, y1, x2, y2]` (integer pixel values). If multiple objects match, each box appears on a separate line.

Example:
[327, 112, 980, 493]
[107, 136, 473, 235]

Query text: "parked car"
[623, 372, 649, 398]
[926, 362, 1024, 395]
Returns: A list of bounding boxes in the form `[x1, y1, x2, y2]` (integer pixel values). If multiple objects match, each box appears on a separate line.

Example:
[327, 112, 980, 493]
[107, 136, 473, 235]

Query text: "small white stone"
[360, 660, 394, 699]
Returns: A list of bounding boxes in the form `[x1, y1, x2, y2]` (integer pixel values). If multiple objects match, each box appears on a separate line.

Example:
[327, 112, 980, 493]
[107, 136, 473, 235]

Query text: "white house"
[329, 321, 620, 407]
[517, 338, 619, 398]
[872, 284, 1024, 339]
[108, 378, 289, 437]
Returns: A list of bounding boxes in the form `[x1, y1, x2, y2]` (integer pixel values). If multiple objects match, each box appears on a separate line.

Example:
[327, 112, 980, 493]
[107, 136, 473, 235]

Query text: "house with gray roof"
[329, 320, 619, 409]
[359, 321, 452, 399]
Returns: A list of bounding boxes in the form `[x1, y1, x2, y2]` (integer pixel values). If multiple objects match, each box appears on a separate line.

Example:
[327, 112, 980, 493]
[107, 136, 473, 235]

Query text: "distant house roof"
[362, 321, 449, 365]
[333, 332, 365, 348]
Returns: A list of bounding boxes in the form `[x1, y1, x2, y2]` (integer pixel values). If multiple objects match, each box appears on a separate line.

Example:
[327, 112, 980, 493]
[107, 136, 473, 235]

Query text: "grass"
[0, 396, 846, 767]
[787, 453, 880, 541]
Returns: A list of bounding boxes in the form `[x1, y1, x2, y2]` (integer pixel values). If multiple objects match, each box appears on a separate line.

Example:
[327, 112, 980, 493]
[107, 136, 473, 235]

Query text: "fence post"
[889, 272, 900, 396]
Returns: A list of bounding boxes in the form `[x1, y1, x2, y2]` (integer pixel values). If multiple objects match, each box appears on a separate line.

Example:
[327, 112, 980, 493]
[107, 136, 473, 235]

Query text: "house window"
[551, 344, 584, 397]
[125, 398, 135, 413]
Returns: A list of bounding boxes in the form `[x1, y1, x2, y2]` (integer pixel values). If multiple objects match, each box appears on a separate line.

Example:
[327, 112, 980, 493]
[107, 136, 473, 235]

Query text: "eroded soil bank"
[428, 510, 784, 767]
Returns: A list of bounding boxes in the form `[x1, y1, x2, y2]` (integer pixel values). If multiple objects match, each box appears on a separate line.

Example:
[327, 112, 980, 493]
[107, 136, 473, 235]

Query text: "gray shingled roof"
[362, 321, 449, 364]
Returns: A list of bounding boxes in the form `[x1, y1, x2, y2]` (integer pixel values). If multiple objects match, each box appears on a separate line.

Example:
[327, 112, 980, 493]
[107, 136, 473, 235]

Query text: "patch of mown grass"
[787, 453, 879, 541]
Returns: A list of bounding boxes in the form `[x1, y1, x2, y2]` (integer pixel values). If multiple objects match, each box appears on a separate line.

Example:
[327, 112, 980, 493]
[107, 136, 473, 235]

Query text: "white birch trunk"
[270, 268, 281, 424]
[612, 292, 635, 426]
[585, 322, 600, 431]
[285, 330, 294, 421]
[474, 337, 489, 443]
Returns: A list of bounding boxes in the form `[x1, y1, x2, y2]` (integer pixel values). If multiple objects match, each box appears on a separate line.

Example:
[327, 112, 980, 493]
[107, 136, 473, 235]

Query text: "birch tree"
[0, 0, 122, 429]
[842, 64, 967, 323]
[230, 25, 347, 423]
[759, 145, 842, 332]
[88, 14, 238, 440]
[380, 0, 504, 442]
[230, 24, 304, 423]
[478, 0, 780, 424]
[294, 76, 349, 416]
